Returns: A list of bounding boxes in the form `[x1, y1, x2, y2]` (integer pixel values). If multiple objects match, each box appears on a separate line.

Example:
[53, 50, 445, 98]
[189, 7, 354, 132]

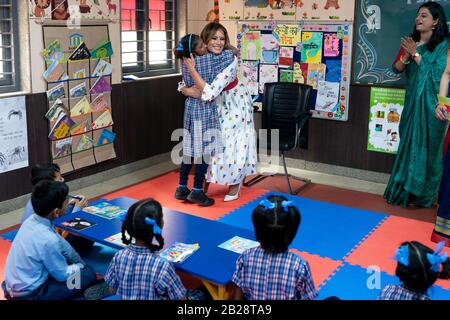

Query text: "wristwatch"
[413, 52, 420, 58]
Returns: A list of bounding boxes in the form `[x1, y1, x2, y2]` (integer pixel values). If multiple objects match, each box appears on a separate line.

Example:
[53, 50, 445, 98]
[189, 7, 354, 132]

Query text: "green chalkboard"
[353, 0, 450, 86]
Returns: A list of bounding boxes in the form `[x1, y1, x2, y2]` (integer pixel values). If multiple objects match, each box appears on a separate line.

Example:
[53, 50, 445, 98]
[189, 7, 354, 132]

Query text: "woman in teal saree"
[384, 2, 449, 208]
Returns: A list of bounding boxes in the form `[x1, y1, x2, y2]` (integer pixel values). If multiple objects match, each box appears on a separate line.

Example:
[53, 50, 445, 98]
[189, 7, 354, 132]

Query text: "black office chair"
[244, 82, 313, 194]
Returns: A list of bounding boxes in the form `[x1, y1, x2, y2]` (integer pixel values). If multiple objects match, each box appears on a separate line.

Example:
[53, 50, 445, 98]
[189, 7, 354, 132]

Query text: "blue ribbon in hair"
[259, 199, 275, 210]
[427, 241, 448, 272]
[395, 244, 410, 267]
[175, 42, 184, 51]
[145, 217, 162, 235]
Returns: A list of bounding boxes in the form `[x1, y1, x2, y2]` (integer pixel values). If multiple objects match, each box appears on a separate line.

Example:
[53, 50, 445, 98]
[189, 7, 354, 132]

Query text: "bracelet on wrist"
[400, 55, 411, 65]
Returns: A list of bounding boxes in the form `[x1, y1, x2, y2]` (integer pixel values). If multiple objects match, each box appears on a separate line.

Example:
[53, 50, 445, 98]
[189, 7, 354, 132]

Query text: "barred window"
[0, 0, 19, 93]
[121, 0, 177, 78]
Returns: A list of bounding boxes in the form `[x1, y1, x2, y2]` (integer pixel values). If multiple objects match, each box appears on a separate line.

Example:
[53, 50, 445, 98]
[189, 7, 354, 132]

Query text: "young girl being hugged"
[231, 195, 318, 300]
[174, 33, 235, 207]
[378, 241, 450, 300]
[104, 198, 188, 300]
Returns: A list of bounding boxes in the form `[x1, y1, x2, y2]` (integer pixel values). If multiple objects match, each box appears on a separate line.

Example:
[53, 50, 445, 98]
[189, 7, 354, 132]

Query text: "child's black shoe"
[187, 190, 215, 206]
[175, 186, 191, 200]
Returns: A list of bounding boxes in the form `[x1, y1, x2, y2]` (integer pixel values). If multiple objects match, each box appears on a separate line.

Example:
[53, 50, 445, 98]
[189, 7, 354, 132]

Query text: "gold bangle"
[400, 55, 410, 65]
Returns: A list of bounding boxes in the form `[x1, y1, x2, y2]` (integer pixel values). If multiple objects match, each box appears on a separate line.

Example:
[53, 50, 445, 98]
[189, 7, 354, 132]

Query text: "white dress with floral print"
[201, 57, 257, 186]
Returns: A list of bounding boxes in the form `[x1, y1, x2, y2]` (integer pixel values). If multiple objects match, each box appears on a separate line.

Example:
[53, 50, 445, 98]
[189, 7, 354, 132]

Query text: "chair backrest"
[262, 82, 312, 150]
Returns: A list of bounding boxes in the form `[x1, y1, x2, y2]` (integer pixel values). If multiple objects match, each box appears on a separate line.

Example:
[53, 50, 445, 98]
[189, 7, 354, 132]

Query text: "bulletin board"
[42, 25, 116, 174]
[237, 20, 353, 121]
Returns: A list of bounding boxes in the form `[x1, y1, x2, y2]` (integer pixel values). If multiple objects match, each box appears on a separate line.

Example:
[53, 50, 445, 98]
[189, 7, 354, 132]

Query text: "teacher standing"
[384, 2, 449, 208]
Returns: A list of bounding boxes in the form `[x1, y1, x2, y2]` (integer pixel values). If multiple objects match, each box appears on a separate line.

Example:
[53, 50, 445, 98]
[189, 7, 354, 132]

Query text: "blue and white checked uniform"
[104, 244, 187, 300]
[231, 247, 318, 300]
[182, 50, 234, 158]
[378, 284, 431, 300]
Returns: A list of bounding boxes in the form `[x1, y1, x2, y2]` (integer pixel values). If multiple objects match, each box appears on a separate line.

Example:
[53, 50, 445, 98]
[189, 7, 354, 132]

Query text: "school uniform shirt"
[377, 284, 431, 300]
[4, 214, 85, 297]
[104, 244, 187, 300]
[21, 199, 80, 224]
[231, 246, 318, 300]
[181, 49, 235, 158]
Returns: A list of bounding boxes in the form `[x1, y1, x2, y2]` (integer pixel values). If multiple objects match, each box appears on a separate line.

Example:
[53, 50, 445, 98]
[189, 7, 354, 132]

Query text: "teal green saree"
[384, 40, 448, 208]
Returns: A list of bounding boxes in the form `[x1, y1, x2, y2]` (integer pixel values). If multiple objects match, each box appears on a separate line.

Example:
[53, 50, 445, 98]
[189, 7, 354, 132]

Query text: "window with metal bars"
[121, 0, 177, 78]
[0, 0, 19, 93]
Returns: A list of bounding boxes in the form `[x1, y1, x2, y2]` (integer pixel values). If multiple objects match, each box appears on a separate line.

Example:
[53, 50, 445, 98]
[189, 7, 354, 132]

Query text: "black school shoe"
[175, 186, 191, 200]
[186, 190, 215, 206]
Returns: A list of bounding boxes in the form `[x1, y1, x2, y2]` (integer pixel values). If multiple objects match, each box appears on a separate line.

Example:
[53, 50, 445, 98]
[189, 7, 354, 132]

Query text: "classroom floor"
[1, 161, 448, 300]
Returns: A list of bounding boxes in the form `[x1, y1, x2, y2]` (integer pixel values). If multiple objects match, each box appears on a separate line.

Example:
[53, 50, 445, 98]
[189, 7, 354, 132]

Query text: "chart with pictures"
[237, 21, 352, 121]
[42, 25, 116, 174]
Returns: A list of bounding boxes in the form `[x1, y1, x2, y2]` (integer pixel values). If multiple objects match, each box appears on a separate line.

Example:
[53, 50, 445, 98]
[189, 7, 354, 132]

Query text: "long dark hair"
[200, 22, 231, 50]
[121, 198, 164, 252]
[410, 1, 449, 52]
[396, 241, 450, 293]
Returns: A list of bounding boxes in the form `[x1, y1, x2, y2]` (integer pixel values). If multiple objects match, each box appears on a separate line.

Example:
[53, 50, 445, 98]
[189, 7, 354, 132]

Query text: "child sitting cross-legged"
[104, 198, 207, 300]
[231, 195, 318, 300]
[1, 180, 97, 300]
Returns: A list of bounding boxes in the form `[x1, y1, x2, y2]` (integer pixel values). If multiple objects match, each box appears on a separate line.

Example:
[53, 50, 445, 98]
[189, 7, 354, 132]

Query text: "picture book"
[48, 113, 74, 140]
[90, 94, 109, 111]
[91, 40, 113, 59]
[218, 236, 259, 254]
[83, 201, 127, 220]
[70, 119, 90, 135]
[69, 42, 91, 61]
[43, 60, 66, 82]
[53, 137, 72, 158]
[104, 232, 128, 248]
[42, 39, 64, 63]
[75, 134, 94, 152]
[46, 99, 68, 123]
[61, 217, 97, 231]
[70, 82, 88, 98]
[92, 109, 113, 129]
[71, 97, 92, 117]
[47, 83, 66, 101]
[90, 76, 112, 94]
[96, 128, 116, 146]
[92, 59, 113, 77]
[159, 242, 200, 263]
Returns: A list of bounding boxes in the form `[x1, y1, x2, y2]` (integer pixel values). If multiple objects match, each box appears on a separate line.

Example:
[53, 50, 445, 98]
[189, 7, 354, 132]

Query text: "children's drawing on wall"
[315, 80, 340, 112]
[29, 0, 119, 20]
[242, 31, 261, 61]
[259, 64, 278, 93]
[324, 33, 340, 57]
[52, 0, 70, 20]
[206, 0, 220, 21]
[278, 46, 294, 68]
[297, 0, 355, 21]
[244, 0, 301, 19]
[241, 61, 259, 95]
[324, 0, 340, 10]
[301, 32, 323, 64]
[274, 24, 301, 46]
[0, 97, 28, 174]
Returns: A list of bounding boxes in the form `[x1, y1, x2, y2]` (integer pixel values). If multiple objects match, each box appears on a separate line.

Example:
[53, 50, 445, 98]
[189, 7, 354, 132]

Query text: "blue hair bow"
[175, 42, 184, 51]
[427, 241, 448, 272]
[395, 244, 410, 267]
[259, 199, 275, 210]
[145, 217, 162, 235]
[281, 200, 294, 212]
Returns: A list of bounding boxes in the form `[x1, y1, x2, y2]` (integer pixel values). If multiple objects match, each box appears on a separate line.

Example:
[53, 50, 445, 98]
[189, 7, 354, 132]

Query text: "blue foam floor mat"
[80, 243, 118, 275]
[219, 192, 388, 260]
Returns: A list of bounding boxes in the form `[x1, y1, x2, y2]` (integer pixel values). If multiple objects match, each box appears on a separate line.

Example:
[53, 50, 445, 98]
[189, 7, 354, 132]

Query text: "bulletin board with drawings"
[42, 25, 116, 174]
[237, 20, 352, 121]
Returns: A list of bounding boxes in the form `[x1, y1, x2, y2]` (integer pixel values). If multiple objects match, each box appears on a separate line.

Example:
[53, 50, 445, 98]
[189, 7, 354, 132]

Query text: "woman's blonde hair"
[200, 22, 230, 49]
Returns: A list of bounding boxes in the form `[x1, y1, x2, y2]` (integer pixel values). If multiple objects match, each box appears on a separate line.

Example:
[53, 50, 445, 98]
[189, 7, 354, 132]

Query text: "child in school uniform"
[104, 198, 189, 300]
[21, 163, 87, 223]
[231, 195, 318, 300]
[378, 241, 450, 300]
[173, 32, 235, 207]
[21, 163, 93, 252]
[1, 180, 97, 300]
